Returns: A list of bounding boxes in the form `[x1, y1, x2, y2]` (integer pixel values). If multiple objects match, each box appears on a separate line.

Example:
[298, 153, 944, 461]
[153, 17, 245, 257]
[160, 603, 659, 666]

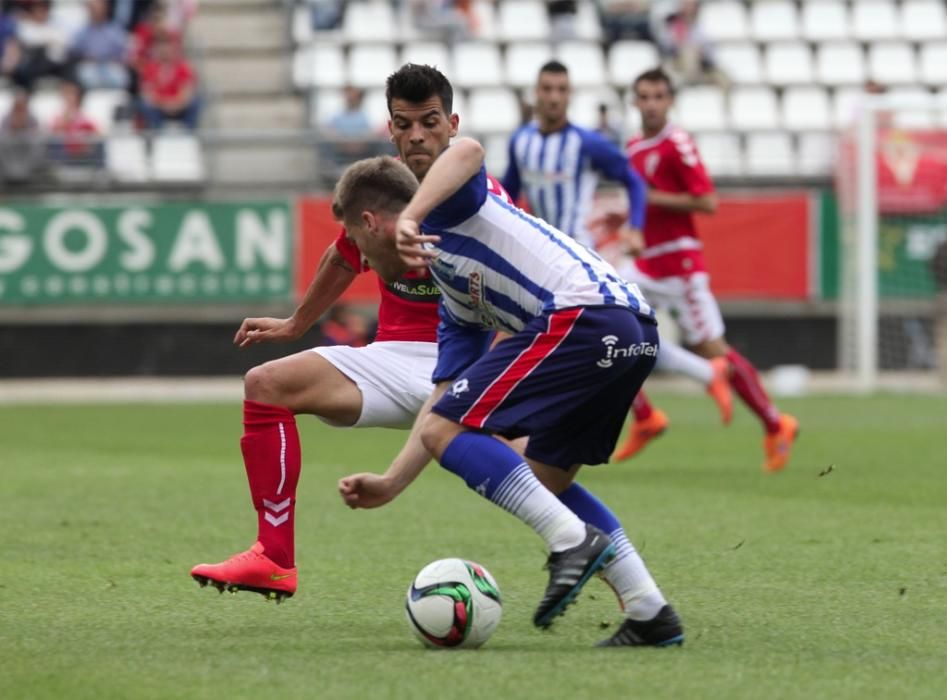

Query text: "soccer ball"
[404, 558, 502, 649]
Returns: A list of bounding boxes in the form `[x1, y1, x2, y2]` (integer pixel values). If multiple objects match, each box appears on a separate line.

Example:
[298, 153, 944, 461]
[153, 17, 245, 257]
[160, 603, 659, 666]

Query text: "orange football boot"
[707, 357, 733, 425]
[191, 542, 297, 603]
[613, 409, 669, 462]
[763, 414, 799, 472]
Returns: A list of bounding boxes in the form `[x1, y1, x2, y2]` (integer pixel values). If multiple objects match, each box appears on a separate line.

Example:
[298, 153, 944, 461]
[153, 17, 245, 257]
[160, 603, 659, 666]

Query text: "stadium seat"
[556, 42, 606, 87]
[452, 42, 503, 88]
[498, 0, 550, 42]
[348, 45, 397, 90]
[782, 87, 831, 131]
[868, 43, 917, 86]
[471, 0, 499, 42]
[84, 90, 127, 134]
[695, 132, 743, 177]
[300, 45, 347, 89]
[400, 42, 452, 76]
[801, 0, 849, 42]
[484, 133, 510, 179]
[151, 134, 205, 183]
[937, 88, 947, 127]
[467, 87, 520, 133]
[698, 0, 749, 42]
[574, 1, 603, 42]
[0, 90, 11, 119]
[833, 87, 866, 129]
[105, 135, 149, 183]
[764, 42, 814, 86]
[714, 43, 763, 85]
[900, 0, 947, 41]
[852, 0, 899, 42]
[292, 4, 313, 45]
[919, 43, 947, 85]
[51, 1, 88, 37]
[675, 86, 727, 131]
[361, 88, 391, 132]
[505, 43, 553, 88]
[570, 87, 623, 130]
[729, 87, 780, 130]
[887, 88, 938, 128]
[342, 1, 396, 43]
[621, 98, 642, 136]
[744, 132, 795, 176]
[816, 43, 866, 86]
[749, 0, 799, 42]
[608, 41, 660, 88]
[30, 91, 63, 128]
[311, 88, 344, 127]
[796, 132, 836, 176]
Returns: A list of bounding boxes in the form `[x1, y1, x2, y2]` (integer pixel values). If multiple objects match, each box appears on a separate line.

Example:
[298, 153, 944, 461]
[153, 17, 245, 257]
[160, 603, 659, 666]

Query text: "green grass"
[1, 394, 945, 700]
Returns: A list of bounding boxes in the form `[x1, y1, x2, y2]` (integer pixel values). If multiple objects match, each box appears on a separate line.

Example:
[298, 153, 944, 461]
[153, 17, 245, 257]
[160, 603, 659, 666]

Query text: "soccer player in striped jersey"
[335, 148, 684, 647]
[504, 59, 732, 461]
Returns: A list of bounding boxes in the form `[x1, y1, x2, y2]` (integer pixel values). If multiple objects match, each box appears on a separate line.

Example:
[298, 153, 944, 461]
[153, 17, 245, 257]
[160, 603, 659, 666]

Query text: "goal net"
[837, 94, 947, 392]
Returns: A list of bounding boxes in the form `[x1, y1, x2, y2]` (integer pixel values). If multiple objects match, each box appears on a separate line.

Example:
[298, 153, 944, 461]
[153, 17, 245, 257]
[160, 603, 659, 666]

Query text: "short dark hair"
[539, 60, 569, 77]
[633, 67, 675, 95]
[385, 63, 453, 115]
[332, 156, 419, 225]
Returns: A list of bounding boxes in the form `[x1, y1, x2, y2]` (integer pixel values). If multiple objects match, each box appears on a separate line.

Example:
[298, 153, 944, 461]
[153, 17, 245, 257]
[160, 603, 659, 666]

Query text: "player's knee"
[420, 413, 458, 459]
[243, 362, 287, 405]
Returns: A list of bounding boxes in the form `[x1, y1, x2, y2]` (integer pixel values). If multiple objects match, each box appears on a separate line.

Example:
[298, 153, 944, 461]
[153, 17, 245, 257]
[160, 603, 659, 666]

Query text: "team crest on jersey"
[644, 151, 661, 177]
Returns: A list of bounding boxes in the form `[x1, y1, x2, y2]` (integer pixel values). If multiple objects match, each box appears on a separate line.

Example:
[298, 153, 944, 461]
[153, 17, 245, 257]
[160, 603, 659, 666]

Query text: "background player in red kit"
[190, 64, 510, 601]
[617, 67, 798, 472]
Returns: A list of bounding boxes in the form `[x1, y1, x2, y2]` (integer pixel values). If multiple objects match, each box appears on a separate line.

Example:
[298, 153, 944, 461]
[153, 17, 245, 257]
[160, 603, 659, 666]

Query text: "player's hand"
[338, 473, 398, 509]
[233, 316, 304, 348]
[618, 226, 645, 257]
[396, 214, 440, 269]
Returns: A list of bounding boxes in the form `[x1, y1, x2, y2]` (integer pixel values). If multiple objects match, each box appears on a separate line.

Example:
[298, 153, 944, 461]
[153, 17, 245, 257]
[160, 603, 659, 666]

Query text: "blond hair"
[332, 156, 419, 225]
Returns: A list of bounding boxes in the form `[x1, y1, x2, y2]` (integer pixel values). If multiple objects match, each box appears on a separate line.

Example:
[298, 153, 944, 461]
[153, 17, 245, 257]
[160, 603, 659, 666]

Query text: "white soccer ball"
[404, 558, 502, 649]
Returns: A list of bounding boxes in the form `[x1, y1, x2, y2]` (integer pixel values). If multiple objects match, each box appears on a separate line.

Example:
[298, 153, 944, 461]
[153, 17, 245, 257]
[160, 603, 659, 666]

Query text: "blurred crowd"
[0, 0, 201, 184]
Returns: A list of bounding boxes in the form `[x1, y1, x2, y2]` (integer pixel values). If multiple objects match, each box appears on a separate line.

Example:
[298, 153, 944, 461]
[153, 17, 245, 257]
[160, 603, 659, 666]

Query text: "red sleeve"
[669, 133, 714, 196]
[333, 227, 366, 273]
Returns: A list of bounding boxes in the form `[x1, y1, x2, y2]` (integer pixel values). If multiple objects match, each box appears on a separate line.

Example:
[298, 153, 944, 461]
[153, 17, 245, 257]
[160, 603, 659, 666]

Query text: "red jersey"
[140, 59, 197, 103]
[626, 124, 714, 278]
[333, 174, 511, 343]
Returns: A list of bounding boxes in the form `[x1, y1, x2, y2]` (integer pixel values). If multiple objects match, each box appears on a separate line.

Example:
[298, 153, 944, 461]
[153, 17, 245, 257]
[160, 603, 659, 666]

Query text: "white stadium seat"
[852, 0, 899, 42]
[0, 90, 12, 119]
[342, 1, 396, 43]
[301, 45, 347, 89]
[292, 5, 313, 45]
[484, 133, 510, 179]
[51, 1, 88, 37]
[471, 0, 499, 42]
[797, 132, 836, 176]
[557, 42, 606, 87]
[919, 43, 947, 85]
[400, 42, 452, 76]
[311, 88, 344, 127]
[675, 86, 727, 131]
[574, 1, 603, 42]
[937, 89, 947, 128]
[505, 43, 553, 88]
[764, 42, 814, 86]
[498, 0, 549, 42]
[570, 87, 622, 130]
[900, 0, 947, 41]
[695, 132, 743, 177]
[452, 42, 503, 88]
[816, 43, 866, 86]
[361, 88, 391, 132]
[801, 0, 849, 42]
[106, 135, 149, 183]
[744, 132, 795, 176]
[84, 90, 127, 134]
[782, 87, 831, 131]
[749, 0, 799, 42]
[833, 87, 866, 129]
[714, 43, 763, 85]
[608, 41, 659, 87]
[348, 45, 397, 90]
[467, 87, 520, 133]
[30, 91, 63, 128]
[151, 134, 205, 183]
[868, 43, 917, 86]
[729, 86, 780, 130]
[699, 0, 749, 42]
[888, 88, 938, 129]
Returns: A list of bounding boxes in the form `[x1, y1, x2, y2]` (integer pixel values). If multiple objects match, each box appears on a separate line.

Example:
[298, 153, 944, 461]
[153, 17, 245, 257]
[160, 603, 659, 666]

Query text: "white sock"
[491, 463, 586, 552]
[656, 341, 713, 385]
[601, 528, 668, 620]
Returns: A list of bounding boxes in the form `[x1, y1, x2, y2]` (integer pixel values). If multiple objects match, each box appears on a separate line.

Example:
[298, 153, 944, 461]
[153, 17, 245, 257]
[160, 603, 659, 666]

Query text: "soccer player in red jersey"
[615, 68, 798, 471]
[190, 64, 510, 601]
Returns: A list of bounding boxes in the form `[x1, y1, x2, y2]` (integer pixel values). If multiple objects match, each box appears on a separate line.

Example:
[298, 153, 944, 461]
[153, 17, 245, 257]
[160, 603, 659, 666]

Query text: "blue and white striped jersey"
[422, 167, 653, 337]
[502, 122, 647, 249]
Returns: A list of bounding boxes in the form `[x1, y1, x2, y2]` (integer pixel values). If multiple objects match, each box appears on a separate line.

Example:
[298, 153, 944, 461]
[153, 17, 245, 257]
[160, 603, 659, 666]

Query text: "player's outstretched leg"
[191, 400, 301, 601]
[558, 483, 684, 647]
[434, 429, 615, 628]
[613, 391, 669, 462]
[656, 342, 732, 424]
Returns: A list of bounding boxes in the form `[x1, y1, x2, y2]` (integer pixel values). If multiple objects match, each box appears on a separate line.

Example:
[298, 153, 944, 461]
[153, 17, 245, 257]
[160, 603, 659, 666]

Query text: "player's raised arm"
[399, 137, 485, 225]
[585, 131, 647, 231]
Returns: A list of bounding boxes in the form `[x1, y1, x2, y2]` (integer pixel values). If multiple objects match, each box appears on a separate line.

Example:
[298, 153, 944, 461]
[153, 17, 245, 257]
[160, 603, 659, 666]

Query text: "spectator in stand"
[309, 0, 343, 31]
[410, 0, 474, 43]
[71, 0, 130, 90]
[595, 102, 622, 147]
[0, 89, 48, 183]
[323, 85, 387, 176]
[49, 79, 103, 166]
[0, 7, 20, 79]
[11, 0, 74, 89]
[107, 0, 156, 31]
[137, 32, 200, 130]
[651, 0, 727, 87]
[597, 0, 653, 46]
[547, 1, 577, 43]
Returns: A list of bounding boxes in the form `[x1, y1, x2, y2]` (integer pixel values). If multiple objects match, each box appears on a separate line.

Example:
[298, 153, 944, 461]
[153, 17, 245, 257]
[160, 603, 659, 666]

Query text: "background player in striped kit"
[503, 59, 732, 462]
[335, 148, 684, 647]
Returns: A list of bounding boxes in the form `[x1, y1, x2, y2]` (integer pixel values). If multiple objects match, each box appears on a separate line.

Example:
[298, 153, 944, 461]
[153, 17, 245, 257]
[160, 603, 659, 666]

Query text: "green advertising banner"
[0, 202, 293, 305]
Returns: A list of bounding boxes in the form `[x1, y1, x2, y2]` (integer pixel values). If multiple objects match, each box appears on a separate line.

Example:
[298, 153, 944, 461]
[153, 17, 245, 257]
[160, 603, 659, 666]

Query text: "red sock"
[725, 349, 781, 434]
[632, 391, 654, 422]
[240, 400, 301, 568]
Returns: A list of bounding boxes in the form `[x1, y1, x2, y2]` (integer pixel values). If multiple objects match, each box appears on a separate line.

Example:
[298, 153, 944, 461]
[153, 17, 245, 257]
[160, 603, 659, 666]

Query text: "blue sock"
[557, 483, 621, 533]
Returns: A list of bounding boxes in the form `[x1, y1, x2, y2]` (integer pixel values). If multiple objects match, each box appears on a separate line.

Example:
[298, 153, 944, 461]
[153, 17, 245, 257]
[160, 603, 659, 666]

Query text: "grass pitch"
[0, 393, 945, 700]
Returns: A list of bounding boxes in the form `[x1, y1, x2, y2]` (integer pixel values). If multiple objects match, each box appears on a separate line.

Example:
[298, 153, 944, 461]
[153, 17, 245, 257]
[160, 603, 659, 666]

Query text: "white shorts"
[311, 341, 437, 428]
[617, 260, 726, 346]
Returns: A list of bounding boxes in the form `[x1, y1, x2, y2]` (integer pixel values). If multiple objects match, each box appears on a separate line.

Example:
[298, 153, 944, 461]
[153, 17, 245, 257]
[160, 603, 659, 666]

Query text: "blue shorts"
[431, 306, 659, 469]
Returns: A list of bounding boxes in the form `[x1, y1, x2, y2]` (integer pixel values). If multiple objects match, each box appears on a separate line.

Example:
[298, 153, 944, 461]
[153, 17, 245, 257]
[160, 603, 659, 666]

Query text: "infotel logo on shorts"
[597, 335, 658, 368]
